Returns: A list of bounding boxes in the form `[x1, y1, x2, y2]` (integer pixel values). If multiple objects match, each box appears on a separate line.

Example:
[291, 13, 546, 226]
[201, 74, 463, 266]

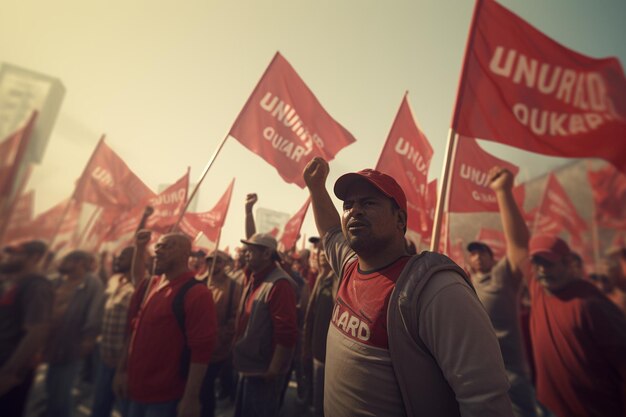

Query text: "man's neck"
[164, 265, 190, 281]
[356, 243, 407, 271]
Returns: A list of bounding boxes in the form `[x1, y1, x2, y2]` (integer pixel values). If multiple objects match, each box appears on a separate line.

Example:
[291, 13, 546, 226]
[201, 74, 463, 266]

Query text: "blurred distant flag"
[534, 173, 587, 238]
[375, 93, 434, 237]
[73, 137, 155, 208]
[229, 52, 356, 187]
[279, 197, 310, 252]
[587, 163, 626, 230]
[453, 0, 626, 173]
[449, 137, 520, 213]
[147, 169, 189, 233]
[476, 228, 506, 260]
[0, 112, 36, 199]
[180, 178, 235, 244]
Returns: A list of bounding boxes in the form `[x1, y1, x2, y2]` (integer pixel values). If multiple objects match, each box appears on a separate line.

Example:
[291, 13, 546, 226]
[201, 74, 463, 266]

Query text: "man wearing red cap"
[303, 157, 513, 417]
[528, 234, 626, 417]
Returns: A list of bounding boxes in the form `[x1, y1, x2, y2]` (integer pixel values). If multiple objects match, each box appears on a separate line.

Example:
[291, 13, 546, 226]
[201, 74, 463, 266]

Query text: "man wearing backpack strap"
[115, 231, 217, 417]
[303, 157, 513, 417]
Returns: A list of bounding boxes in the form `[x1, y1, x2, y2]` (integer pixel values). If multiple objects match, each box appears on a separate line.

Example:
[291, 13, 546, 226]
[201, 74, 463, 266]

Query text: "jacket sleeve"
[321, 227, 357, 280]
[418, 270, 514, 417]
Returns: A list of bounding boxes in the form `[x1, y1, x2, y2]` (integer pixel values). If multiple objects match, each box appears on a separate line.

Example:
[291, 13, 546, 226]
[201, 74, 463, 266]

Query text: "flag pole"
[430, 129, 458, 251]
[430, 0, 483, 252]
[587, 161, 601, 270]
[207, 229, 223, 285]
[49, 135, 105, 250]
[174, 134, 230, 229]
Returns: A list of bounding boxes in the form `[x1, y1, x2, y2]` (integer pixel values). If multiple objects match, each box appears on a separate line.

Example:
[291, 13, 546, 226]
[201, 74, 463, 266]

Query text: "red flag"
[449, 238, 466, 268]
[18, 199, 81, 245]
[147, 170, 189, 233]
[74, 137, 155, 208]
[268, 227, 280, 238]
[279, 198, 311, 252]
[376, 94, 434, 234]
[449, 137, 520, 213]
[476, 228, 507, 260]
[416, 179, 438, 244]
[179, 179, 235, 241]
[455, 0, 626, 173]
[588, 164, 626, 229]
[535, 173, 587, 237]
[0, 112, 36, 198]
[4, 190, 35, 243]
[229, 52, 356, 187]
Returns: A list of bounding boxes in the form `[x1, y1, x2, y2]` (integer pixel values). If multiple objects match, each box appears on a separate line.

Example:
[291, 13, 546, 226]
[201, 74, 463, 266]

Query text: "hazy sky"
[2, 0, 625, 251]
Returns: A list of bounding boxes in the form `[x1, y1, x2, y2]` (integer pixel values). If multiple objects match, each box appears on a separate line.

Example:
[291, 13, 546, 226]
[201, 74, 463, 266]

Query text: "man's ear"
[397, 210, 407, 233]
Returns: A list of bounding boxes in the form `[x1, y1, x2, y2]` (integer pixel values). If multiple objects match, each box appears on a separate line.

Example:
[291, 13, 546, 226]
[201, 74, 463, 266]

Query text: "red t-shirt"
[236, 266, 298, 348]
[529, 276, 626, 417]
[127, 271, 216, 402]
[331, 256, 411, 349]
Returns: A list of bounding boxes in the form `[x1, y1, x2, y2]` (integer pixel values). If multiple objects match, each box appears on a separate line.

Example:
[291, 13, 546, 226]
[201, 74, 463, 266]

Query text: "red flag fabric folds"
[455, 0, 626, 173]
[534, 173, 587, 237]
[279, 198, 311, 252]
[179, 179, 235, 242]
[0, 112, 36, 198]
[147, 171, 189, 234]
[74, 137, 155, 208]
[376, 95, 434, 234]
[476, 228, 507, 260]
[449, 137, 519, 213]
[588, 164, 626, 230]
[229, 52, 356, 187]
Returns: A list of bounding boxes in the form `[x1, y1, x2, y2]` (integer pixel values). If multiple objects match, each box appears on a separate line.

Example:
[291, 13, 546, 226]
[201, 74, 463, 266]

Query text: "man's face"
[58, 255, 82, 275]
[113, 248, 134, 273]
[0, 251, 28, 274]
[154, 235, 183, 275]
[341, 180, 404, 255]
[469, 249, 494, 274]
[244, 244, 271, 272]
[208, 257, 225, 275]
[531, 255, 572, 291]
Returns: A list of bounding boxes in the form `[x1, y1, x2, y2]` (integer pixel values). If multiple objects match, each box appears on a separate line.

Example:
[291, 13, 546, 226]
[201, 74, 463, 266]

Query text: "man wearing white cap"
[233, 232, 297, 417]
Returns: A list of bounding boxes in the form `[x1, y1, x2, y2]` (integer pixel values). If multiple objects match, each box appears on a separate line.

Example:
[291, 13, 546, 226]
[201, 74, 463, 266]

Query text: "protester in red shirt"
[528, 235, 626, 417]
[114, 231, 217, 417]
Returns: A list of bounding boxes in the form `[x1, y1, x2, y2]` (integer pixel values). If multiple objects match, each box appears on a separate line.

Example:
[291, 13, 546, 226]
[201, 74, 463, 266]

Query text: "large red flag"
[449, 137, 519, 213]
[376, 94, 434, 234]
[0, 112, 36, 198]
[147, 170, 189, 234]
[588, 164, 626, 229]
[17, 199, 81, 245]
[74, 137, 155, 208]
[476, 228, 507, 260]
[279, 198, 311, 252]
[179, 179, 235, 242]
[534, 173, 587, 237]
[455, 0, 626, 173]
[229, 52, 356, 187]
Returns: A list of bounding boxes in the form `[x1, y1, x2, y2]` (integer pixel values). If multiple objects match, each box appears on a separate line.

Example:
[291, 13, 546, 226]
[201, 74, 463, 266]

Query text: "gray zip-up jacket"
[323, 227, 514, 417]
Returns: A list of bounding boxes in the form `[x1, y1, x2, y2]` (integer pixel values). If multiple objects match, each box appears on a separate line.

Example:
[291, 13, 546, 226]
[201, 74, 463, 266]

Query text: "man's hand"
[112, 370, 128, 399]
[488, 166, 514, 193]
[303, 157, 330, 190]
[177, 395, 202, 417]
[135, 229, 152, 247]
[245, 193, 258, 212]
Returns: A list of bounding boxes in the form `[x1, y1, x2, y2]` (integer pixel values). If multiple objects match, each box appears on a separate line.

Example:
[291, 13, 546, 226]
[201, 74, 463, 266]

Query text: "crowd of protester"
[1, 159, 626, 417]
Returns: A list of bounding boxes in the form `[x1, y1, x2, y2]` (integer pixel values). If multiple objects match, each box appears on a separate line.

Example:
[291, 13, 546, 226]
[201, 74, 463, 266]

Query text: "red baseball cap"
[529, 235, 571, 263]
[334, 169, 408, 213]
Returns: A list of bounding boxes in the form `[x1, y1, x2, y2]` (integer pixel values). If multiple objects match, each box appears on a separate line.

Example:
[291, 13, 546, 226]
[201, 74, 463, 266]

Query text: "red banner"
[74, 137, 155, 208]
[4, 190, 35, 244]
[229, 52, 356, 187]
[376, 94, 434, 234]
[476, 228, 506, 260]
[534, 173, 587, 237]
[588, 163, 626, 229]
[449, 137, 520, 213]
[147, 170, 189, 234]
[455, 0, 626, 173]
[14, 199, 81, 247]
[179, 179, 235, 241]
[279, 198, 311, 252]
[0, 112, 36, 198]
